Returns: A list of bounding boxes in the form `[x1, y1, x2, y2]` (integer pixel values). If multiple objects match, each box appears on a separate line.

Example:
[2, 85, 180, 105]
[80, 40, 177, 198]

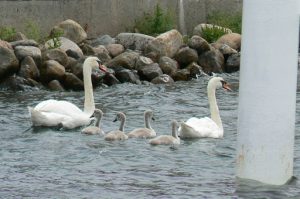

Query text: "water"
[0, 72, 299, 198]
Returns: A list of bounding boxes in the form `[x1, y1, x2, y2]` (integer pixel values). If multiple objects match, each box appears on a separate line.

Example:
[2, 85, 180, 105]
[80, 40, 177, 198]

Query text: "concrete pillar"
[237, 0, 299, 185]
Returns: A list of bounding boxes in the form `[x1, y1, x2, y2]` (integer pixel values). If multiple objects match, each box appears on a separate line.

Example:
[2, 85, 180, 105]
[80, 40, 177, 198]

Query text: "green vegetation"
[47, 28, 64, 49]
[207, 11, 242, 34]
[0, 26, 16, 41]
[134, 3, 175, 36]
[24, 20, 42, 42]
[201, 25, 231, 43]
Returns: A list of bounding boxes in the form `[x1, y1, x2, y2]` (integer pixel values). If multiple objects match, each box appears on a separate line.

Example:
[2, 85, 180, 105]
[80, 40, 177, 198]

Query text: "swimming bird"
[28, 56, 107, 129]
[81, 109, 105, 135]
[104, 112, 128, 141]
[127, 110, 156, 138]
[149, 120, 180, 145]
[178, 77, 231, 139]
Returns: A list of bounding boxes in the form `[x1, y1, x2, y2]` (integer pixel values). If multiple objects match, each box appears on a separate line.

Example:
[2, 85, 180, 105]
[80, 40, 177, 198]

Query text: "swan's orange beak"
[222, 82, 232, 91]
[99, 64, 108, 73]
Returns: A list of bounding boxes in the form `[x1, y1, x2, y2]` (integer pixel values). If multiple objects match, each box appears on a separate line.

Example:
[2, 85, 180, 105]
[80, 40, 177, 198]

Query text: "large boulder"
[173, 69, 191, 81]
[53, 19, 87, 44]
[159, 56, 178, 76]
[198, 49, 224, 74]
[135, 56, 154, 70]
[18, 56, 40, 80]
[106, 44, 125, 58]
[0, 47, 19, 80]
[93, 45, 112, 63]
[48, 79, 65, 91]
[174, 46, 198, 68]
[89, 35, 115, 47]
[193, 23, 232, 37]
[10, 39, 39, 48]
[0, 40, 13, 49]
[63, 72, 84, 90]
[151, 74, 174, 84]
[43, 48, 69, 67]
[186, 62, 204, 78]
[43, 60, 66, 82]
[14, 46, 41, 62]
[115, 33, 154, 51]
[144, 29, 183, 61]
[138, 63, 163, 81]
[225, 53, 240, 73]
[188, 35, 211, 55]
[216, 33, 241, 51]
[107, 51, 140, 70]
[212, 43, 238, 56]
[45, 37, 84, 57]
[0, 75, 39, 91]
[115, 69, 140, 84]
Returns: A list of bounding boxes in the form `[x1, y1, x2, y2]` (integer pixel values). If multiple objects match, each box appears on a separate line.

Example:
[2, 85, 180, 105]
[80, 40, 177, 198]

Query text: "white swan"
[149, 120, 180, 145]
[28, 56, 107, 129]
[104, 112, 128, 141]
[178, 77, 231, 139]
[81, 109, 105, 135]
[128, 110, 156, 138]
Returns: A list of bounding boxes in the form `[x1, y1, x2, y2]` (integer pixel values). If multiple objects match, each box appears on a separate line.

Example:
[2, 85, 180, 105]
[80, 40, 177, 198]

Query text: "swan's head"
[92, 109, 103, 119]
[208, 77, 232, 91]
[84, 56, 107, 73]
[144, 110, 154, 120]
[113, 112, 126, 122]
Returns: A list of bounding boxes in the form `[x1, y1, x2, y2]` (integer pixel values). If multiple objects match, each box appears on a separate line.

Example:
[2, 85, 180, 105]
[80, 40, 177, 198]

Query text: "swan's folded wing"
[184, 117, 220, 137]
[34, 100, 84, 116]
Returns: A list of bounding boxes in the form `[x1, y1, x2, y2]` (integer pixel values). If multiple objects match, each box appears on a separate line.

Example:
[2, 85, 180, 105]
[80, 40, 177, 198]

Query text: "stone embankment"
[0, 19, 241, 91]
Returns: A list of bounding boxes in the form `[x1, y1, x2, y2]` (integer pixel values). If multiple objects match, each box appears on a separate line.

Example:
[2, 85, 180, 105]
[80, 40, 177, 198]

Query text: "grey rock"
[43, 48, 69, 67]
[107, 51, 140, 70]
[115, 33, 154, 51]
[151, 74, 174, 84]
[63, 72, 84, 90]
[89, 35, 115, 46]
[188, 35, 211, 55]
[198, 49, 224, 74]
[18, 56, 40, 80]
[174, 46, 198, 68]
[0, 47, 19, 80]
[43, 60, 66, 82]
[115, 69, 139, 84]
[216, 33, 241, 51]
[158, 56, 178, 76]
[106, 44, 125, 57]
[138, 63, 163, 81]
[53, 19, 87, 44]
[225, 53, 240, 73]
[48, 80, 65, 91]
[0, 75, 39, 91]
[45, 37, 84, 57]
[173, 69, 191, 81]
[10, 39, 39, 48]
[135, 56, 154, 71]
[14, 46, 41, 62]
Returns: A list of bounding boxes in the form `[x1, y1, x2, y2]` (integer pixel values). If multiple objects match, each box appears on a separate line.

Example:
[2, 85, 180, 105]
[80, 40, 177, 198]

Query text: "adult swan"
[28, 56, 107, 129]
[178, 77, 231, 139]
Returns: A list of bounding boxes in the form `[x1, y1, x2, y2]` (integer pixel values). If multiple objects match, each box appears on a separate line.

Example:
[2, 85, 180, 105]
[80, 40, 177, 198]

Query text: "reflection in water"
[0, 72, 299, 198]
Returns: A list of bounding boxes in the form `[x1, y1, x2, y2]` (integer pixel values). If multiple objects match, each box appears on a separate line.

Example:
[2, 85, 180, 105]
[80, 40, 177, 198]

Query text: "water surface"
[0, 72, 299, 198]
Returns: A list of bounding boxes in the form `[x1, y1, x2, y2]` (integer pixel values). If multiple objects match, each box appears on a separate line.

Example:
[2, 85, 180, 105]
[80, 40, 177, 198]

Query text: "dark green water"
[0, 72, 299, 198]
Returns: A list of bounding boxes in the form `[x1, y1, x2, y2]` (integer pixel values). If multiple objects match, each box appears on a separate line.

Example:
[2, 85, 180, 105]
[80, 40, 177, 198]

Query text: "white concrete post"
[237, 0, 299, 185]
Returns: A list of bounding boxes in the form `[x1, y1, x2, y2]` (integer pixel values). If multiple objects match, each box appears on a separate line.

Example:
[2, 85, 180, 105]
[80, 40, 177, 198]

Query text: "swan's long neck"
[172, 122, 179, 139]
[207, 84, 223, 132]
[144, 113, 152, 129]
[83, 62, 95, 116]
[119, 117, 125, 132]
[95, 115, 102, 127]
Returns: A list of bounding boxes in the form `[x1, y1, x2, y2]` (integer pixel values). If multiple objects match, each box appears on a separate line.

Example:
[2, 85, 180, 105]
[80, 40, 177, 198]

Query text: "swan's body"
[149, 120, 180, 145]
[178, 77, 231, 139]
[81, 109, 105, 135]
[128, 110, 156, 138]
[104, 112, 128, 141]
[28, 57, 106, 129]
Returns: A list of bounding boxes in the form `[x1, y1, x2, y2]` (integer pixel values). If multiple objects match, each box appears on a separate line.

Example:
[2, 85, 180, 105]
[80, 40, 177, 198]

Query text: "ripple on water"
[0, 73, 300, 198]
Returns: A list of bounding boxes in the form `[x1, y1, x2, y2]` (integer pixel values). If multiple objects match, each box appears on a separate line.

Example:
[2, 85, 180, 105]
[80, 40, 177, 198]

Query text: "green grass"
[47, 28, 64, 49]
[24, 20, 42, 42]
[207, 11, 242, 34]
[134, 3, 176, 36]
[201, 25, 231, 43]
[0, 26, 16, 41]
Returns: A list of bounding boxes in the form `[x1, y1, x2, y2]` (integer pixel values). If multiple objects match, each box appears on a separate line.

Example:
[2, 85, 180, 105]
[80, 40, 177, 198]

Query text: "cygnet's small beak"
[222, 81, 232, 91]
[113, 117, 118, 122]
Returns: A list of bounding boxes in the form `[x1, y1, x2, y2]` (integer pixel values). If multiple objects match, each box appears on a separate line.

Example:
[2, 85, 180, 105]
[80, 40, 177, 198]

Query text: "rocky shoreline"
[0, 19, 241, 91]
